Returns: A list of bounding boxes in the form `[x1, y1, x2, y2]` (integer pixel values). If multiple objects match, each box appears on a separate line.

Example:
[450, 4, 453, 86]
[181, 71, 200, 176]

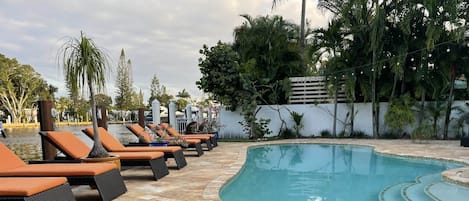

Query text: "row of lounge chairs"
[0, 123, 218, 201]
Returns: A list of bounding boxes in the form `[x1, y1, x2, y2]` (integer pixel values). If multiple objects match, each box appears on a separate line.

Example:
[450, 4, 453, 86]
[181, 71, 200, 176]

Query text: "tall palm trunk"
[300, 0, 306, 47]
[443, 66, 456, 140]
[88, 79, 108, 158]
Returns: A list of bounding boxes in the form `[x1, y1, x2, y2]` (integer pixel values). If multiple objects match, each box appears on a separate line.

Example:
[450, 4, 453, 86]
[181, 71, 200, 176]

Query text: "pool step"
[379, 182, 413, 201]
[425, 182, 469, 201]
[401, 173, 441, 201]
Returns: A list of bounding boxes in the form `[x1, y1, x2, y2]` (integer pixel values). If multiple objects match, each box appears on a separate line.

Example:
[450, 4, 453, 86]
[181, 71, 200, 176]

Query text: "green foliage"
[59, 31, 110, 158]
[411, 124, 434, 142]
[239, 118, 272, 139]
[350, 130, 367, 138]
[114, 49, 135, 111]
[384, 95, 416, 131]
[290, 111, 304, 138]
[279, 128, 296, 139]
[94, 93, 112, 107]
[197, 41, 245, 111]
[380, 131, 401, 139]
[320, 130, 332, 138]
[0, 54, 54, 123]
[234, 15, 306, 104]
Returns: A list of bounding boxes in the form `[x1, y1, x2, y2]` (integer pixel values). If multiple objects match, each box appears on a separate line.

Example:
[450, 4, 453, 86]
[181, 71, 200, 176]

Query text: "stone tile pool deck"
[69, 139, 469, 200]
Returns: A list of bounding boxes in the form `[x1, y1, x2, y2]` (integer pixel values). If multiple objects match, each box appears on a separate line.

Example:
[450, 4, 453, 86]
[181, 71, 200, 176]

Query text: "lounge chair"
[0, 177, 75, 201]
[82, 127, 187, 169]
[126, 124, 204, 156]
[0, 142, 127, 201]
[39, 131, 169, 181]
[157, 123, 218, 149]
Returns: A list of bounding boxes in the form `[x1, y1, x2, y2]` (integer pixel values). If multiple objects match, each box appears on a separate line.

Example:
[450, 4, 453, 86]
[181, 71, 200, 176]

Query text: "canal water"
[0, 124, 140, 161]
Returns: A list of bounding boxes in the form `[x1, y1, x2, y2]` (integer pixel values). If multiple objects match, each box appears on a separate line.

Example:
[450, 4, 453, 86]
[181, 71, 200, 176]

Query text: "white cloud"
[0, 0, 331, 103]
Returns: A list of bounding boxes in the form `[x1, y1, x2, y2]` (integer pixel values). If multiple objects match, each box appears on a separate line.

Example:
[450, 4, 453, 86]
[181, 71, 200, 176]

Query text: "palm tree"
[59, 31, 110, 158]
[272, 0, 306, 47]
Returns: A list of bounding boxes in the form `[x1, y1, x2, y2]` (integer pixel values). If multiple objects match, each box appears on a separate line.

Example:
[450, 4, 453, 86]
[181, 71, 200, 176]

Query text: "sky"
[0, 0, 331, 102]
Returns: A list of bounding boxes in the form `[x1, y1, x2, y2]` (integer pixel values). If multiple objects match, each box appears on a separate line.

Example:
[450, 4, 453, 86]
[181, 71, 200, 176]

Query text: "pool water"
[220, 144, 463, 201]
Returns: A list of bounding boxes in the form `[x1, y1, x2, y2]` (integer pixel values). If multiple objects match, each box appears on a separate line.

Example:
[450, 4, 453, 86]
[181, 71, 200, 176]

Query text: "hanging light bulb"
[412, 66, 417, 71]
[383, 65, 386, 69]
[428, 53, 432, 57]
[447, 48, 450, 52]
[371, 68, 375, 72]
[360, 71, 364, 74]
[411, 58, 415, 62]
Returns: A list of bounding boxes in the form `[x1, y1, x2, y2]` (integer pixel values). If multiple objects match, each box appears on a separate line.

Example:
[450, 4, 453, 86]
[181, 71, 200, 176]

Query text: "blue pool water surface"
[219, 144, 462, 201]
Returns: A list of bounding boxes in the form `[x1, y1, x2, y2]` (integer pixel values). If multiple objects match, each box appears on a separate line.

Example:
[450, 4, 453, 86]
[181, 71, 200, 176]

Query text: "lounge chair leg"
[149, 157, 170, 180]
[93, 169, 127, 201]
[210, 136, 218, 147]
[205, 140, 213, 151]
[173, 150, 188, 169]
[194, 143, 204, 157]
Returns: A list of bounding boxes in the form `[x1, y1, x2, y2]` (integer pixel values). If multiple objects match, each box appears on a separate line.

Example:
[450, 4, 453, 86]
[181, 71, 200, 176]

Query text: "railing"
[176, 118, 188, 133]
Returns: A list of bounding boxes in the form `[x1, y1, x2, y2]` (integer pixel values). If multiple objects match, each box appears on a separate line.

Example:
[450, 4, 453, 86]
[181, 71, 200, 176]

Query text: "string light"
[317, 38, 462, 77]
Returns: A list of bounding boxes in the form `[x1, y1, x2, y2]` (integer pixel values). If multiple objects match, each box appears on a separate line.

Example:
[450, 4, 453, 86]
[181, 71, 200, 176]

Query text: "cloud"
[0, 0, 330, 104]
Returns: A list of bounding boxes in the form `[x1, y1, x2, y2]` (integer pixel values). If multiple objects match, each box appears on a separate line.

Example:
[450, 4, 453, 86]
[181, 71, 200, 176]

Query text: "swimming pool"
[220, 144, 465, 201]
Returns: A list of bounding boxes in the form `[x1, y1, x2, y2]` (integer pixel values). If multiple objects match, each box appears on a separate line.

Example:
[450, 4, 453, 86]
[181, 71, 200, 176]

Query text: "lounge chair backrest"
[0, 142, 26, 171]
[45, 131, 90, 159]
[83, 127, 126, 151]
[127, 125, 152, 143]
[161, 123, 181, 137]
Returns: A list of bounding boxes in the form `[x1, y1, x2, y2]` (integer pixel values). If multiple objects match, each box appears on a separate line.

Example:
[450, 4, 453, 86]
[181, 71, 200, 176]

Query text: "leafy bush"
[290, 111, 304, 138]
[279, 128, 296, 139]
[411, 124, 434, 142]
[380, 131, 400, 139]
[320, 130, 332, 138]
[350, 130, 367, 138]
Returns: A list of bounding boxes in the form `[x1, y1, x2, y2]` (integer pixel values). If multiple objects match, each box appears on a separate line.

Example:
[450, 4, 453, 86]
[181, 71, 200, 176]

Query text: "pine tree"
[115, 49, 134, 112]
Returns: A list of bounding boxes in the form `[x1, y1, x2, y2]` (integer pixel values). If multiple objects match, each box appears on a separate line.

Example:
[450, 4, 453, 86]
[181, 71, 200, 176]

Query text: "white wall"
[218, 101, 469, 138]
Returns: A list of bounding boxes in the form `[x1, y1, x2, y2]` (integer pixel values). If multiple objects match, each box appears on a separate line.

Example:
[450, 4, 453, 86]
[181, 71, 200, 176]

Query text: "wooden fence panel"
[289, 76, 347, 104]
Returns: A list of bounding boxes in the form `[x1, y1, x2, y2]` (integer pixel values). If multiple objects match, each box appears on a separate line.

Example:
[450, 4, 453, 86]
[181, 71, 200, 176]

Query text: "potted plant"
[59, 31, 113, 160]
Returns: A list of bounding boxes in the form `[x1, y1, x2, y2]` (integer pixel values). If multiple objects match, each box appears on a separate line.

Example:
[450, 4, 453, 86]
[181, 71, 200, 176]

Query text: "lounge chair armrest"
[29, 159, 81, 164]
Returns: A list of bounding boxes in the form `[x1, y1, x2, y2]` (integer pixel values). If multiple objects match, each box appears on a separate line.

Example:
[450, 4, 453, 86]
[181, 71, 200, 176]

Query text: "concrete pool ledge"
[64, 139, 469, 200]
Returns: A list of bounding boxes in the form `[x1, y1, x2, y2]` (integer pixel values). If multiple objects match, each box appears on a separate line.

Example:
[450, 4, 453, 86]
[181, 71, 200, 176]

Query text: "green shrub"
[280, 128, 296, 139]
[320, 130, 332, 138]
[350, 130, 367, 138]
[411, 124, 434, 142]
[380, 131, 400, 139]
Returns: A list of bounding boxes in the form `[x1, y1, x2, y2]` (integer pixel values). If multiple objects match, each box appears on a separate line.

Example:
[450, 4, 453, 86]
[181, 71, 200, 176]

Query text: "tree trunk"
[87, 79, 109, 158]
[300, 0, 306, 48]
[443, 66, 456, 140]
[333, 78, 338, 137]
[418, 90, 425, 126]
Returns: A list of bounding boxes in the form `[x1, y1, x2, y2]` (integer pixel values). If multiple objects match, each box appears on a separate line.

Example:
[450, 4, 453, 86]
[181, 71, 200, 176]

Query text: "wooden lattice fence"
[289, 76, 347, 104]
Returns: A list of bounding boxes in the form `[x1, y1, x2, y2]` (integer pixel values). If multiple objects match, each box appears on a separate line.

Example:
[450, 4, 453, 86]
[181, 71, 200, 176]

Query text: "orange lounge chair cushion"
[84, 127, 131, 150]
[45, 131, 90, 159]
[45, 131, 165, 160]
[0, 143, 27, 171]
[127, 124, 153, 143]
[160, 123, 213, 140]
[85, 127, 182, 153]
[0, 177, 67, 196]
[0, 163, 116, 176]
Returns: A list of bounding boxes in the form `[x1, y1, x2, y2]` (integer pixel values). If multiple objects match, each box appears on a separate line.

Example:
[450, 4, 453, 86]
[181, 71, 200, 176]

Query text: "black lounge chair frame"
[0, 182, 75, 201]
[125, 142, 192, 167]
[125, 126, 204, 157]
[39, 131, 169, 181]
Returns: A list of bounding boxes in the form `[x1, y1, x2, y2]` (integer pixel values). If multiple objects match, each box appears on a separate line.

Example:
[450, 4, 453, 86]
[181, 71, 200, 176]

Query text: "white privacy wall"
[218, 101, 468, 138]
